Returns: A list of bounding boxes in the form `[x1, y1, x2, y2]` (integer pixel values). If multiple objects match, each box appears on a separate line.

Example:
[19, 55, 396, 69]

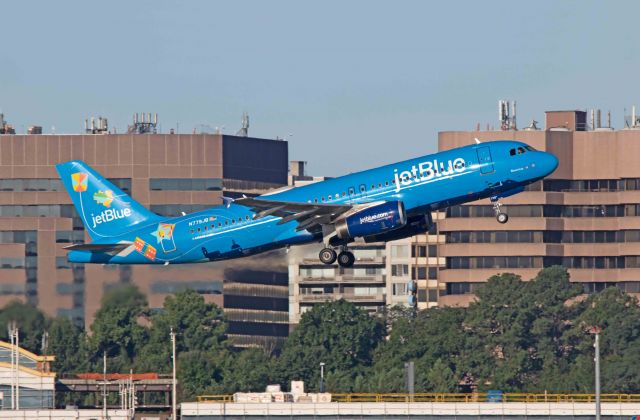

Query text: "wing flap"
[63, 242, 132, 253]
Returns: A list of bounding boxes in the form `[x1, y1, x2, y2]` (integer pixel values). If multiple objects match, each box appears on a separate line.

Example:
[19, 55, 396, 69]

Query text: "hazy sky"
[2, 1, 639, 175]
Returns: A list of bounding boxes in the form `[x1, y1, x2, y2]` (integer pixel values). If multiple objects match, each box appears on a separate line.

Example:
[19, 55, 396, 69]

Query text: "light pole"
[589, 326, 602, 420]
[171, 328, 177, 420]
[102, 351, 107, 419]
[319, 362, 325, 393]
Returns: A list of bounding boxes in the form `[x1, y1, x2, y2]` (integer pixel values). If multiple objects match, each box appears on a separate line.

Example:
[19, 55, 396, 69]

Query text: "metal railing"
[197, 393, 640, 404]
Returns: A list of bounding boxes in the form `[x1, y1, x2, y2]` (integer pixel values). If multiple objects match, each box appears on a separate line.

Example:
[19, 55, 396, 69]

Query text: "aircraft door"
[476, 146, 495, 174]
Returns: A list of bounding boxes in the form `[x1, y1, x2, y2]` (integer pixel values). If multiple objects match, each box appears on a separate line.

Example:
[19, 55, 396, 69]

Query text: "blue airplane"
[56, 140, 558, 268]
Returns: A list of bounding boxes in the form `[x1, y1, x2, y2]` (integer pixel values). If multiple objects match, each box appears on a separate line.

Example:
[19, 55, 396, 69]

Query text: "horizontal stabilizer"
[63, 242, 132, 253]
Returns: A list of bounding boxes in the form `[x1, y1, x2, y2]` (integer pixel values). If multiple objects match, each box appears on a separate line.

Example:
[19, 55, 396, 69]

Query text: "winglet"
[221, 196, 235, 208]
[474, 138, 481, 144]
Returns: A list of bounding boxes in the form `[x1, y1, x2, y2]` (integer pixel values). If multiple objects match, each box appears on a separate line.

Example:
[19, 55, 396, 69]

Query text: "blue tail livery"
[57, 141, 558, 267]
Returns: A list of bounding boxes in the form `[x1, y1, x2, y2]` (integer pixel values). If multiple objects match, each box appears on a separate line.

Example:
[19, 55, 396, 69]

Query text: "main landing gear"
[319, 246, 355, 267]
[492, 198, 509, 224]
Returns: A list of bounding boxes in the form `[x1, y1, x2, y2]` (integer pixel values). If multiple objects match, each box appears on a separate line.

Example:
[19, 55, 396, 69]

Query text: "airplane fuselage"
[67, 140, 558, 264]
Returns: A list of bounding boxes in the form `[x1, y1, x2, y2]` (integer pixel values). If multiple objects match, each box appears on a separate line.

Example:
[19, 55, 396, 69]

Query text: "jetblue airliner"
[56, 140, 558, 268]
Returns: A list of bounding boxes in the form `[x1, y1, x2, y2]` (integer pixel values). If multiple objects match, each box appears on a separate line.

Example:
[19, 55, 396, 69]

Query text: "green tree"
[276, 300, 384, 392]
[0, 301, 48, 353]
[461, 267, 580, 392]
[136, 289, 229, 373]
[88, 285, 149, 372]
[425, 358, 458, 392]
[367, 306, 466, 392]
[561, 286, 640, 393]
[223, 348, 273, 392]
[48, 316, 87, 374]
[177, 350, 230, 400]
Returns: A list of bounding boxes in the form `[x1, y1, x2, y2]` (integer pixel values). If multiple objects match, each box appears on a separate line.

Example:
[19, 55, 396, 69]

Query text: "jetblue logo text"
[91, 208, 132, 228]
[360, 212, 392, 224]
[393, 157, 466, 192]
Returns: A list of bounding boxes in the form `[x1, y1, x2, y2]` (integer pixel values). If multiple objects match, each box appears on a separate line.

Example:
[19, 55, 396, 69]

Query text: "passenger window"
[371, 184, 375, 189]
[517, 147, 525, 154]
[385, 181, 389, 186]
[321, 197, 325, 202]
[232, 220, 236, 224]
[197, 227, 201, 232]
[342, 192, 346, 197]
[378, 183, 382, 188]
[360, 186, 366, 192]
[314, 198, 318, 203]
[190, 229, 194, 234]
[328, 195, 332, 201]
[245, 216, 250, 221]
[225, 221, 229, 226]
[510, 148, 516, 156]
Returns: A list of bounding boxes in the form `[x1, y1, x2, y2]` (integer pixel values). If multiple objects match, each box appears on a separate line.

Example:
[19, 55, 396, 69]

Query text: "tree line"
[3, 265, 640, 403]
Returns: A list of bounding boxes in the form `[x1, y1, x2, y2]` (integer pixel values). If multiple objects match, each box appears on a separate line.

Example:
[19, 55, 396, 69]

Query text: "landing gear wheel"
[337, 251, 355, 268]
[319, 248, 337, 265]
[491, 198, 508, 224]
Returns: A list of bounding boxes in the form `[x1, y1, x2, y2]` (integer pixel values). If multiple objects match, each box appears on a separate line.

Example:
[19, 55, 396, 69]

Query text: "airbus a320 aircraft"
[57, 140, 558, 268]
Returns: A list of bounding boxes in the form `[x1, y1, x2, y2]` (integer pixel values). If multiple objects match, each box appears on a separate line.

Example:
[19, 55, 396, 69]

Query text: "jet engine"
[363, 212, 432, 243]
[334, 201, 407, 240]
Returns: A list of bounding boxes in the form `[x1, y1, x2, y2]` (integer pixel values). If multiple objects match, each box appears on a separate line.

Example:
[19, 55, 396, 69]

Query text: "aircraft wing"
[235, 197, 355, 231]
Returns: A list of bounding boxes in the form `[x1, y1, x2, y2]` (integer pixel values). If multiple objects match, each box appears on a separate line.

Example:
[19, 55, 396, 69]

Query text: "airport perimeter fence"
[197, 393, 640, 403]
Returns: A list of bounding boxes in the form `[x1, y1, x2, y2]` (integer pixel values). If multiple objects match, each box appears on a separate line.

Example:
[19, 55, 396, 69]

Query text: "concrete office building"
[0, 132, 289, 348]
[437, 109, 640, 306]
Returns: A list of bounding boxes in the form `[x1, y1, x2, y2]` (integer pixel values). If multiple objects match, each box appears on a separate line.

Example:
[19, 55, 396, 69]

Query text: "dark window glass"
[150, 178, 222, 191]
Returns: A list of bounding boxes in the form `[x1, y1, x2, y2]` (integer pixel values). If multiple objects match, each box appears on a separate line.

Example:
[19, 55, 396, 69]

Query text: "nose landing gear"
[318, 246, 355, 267]
[492, 199, 509, 224]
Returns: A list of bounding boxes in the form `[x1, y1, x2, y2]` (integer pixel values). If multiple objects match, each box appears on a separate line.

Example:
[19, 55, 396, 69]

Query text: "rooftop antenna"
[236, 112, 249, 137]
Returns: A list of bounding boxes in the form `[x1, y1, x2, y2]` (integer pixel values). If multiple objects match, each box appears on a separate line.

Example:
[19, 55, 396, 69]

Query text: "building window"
[446, 256, 543, 269]
[149, 178, 222, 191]
[391, 264, 409, 277]
[391, 245, 409, 258]
[392, 283, 407, 295]
[445, 282, 481, 295]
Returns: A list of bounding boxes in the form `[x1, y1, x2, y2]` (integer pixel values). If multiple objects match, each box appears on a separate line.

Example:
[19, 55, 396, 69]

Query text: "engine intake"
[335, 201, 406, 240]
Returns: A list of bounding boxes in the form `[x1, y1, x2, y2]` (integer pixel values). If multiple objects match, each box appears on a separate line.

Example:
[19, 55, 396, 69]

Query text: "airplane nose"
[542, 152, 559, 175]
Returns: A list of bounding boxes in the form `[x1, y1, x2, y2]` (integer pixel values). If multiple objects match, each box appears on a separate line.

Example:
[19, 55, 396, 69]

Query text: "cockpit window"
[525, 145, 536, 151]
[509, 148, 516, 156]
[517, 147, 525, 154]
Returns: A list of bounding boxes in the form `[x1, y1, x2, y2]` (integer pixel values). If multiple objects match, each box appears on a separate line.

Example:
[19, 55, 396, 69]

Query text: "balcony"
[300, 255, 386, 266]
[299, 275, 385, 284]
[299, 293, 386, 303]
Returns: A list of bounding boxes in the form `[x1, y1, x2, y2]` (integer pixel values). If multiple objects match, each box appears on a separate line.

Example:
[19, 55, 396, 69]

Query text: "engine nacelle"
[335, 201, 407, 240]
[363, 212, 432, 243]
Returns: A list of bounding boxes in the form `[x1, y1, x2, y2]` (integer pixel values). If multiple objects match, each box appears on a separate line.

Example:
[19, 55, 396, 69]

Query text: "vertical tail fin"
[56, 160, 161, 240]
